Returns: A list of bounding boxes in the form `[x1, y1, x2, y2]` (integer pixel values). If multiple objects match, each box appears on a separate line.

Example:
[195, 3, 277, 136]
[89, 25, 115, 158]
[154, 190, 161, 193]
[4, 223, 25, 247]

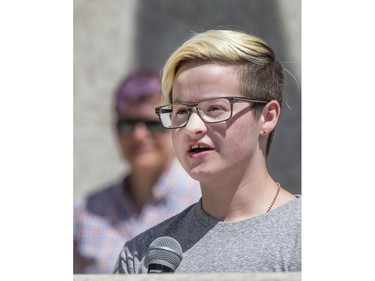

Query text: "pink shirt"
[74, 160, 201, 273]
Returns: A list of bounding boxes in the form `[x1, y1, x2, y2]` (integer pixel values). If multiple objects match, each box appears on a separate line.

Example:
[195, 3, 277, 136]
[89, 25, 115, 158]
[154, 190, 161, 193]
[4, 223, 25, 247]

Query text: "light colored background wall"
[74, 0, 301, 199]
[74, 0, 137, 198]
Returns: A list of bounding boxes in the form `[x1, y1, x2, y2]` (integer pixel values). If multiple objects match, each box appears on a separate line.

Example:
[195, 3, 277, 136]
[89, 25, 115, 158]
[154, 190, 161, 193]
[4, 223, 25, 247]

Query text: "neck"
[200, 169, 279, 222]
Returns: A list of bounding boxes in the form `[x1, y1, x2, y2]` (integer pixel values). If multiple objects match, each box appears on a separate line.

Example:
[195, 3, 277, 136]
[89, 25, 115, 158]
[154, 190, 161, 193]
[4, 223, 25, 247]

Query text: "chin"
[186, 165, 215, 182]
[133, 157, 160, 169]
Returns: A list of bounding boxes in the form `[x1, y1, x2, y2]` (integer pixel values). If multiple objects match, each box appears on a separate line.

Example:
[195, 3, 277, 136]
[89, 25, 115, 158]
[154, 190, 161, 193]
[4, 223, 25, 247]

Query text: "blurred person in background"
[74, 70, 201, 273]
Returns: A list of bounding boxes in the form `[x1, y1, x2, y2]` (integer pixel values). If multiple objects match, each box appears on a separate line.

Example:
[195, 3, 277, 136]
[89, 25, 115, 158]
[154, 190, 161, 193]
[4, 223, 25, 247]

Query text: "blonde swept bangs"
[161, 29, 276, 104]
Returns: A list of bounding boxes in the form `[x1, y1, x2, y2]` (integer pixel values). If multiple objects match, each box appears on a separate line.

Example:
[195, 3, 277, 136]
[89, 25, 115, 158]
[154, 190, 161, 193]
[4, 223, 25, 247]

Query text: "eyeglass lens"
[158, 98, 233, 128]
[116, 119, 165, 134]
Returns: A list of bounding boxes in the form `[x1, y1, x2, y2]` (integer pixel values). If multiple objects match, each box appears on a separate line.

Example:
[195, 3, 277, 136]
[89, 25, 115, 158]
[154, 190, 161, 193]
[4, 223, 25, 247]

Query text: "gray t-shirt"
[114, 196, 301, 273]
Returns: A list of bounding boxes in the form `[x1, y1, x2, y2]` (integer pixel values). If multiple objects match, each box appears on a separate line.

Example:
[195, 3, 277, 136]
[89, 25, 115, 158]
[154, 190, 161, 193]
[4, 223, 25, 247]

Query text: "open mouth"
[189, 144, 213, 153]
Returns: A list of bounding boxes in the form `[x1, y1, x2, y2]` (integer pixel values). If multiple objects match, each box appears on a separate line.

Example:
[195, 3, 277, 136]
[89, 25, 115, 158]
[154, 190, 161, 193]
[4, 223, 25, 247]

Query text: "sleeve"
[113, 245, 135, 274]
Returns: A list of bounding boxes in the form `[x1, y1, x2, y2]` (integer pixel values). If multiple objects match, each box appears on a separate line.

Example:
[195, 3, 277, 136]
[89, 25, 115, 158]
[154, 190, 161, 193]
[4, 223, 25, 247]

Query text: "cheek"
[171, 131, 186, 161]
[237, 122, 257, 142]
[157, 135, 174, 154]
[117, 137, 134, 161]
[118, 136, 130, 151]
[224, 121, 259, 157]
[171, 131, 181, 154]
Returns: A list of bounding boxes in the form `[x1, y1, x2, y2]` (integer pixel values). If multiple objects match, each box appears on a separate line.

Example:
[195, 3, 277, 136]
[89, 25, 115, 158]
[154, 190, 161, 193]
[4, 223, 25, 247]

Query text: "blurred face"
[171, 63, 264, 183]
[116, 95, 174, 171]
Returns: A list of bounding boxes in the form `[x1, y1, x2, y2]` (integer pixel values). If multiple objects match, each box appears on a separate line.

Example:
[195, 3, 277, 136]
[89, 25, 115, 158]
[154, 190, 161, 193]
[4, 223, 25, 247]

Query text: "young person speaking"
[114, 29, 301, 274]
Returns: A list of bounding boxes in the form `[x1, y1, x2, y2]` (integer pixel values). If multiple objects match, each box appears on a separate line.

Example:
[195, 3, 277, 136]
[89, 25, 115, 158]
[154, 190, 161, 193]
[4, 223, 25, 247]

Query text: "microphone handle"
[148, 263, 174, 273]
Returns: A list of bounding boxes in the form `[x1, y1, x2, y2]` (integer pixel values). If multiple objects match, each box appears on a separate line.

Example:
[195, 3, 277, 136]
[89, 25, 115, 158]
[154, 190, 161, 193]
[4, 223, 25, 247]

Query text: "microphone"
[146, 236, 183, 273]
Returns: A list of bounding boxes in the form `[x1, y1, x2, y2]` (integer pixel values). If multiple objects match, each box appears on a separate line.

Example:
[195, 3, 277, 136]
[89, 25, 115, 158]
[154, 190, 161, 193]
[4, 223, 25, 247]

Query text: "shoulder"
[74, 179, 124, 217]
[279, 195, 301, 219]
[269, 196, 301, 238]
[264, 196, 301, 231]
[115, 203, 198, 273]
[290, 195, 301, 215]
[128, 202, 196, 250]
[276, 194, 301, 214]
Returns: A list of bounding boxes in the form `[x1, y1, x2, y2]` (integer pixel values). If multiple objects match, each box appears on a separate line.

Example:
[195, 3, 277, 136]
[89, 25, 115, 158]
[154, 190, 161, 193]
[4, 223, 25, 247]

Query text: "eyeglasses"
[116, 119, 166, 135]
[155, 96, 268, 129]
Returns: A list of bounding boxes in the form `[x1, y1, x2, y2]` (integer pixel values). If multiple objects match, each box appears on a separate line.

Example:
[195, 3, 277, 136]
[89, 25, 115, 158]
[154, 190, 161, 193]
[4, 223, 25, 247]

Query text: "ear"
[259, 100, 281, 136]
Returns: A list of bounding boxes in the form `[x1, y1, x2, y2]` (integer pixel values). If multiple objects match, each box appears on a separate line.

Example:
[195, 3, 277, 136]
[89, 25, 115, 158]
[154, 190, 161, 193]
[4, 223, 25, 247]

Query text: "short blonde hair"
[162, 30, 285, 105]
[161, 29, 285, 156]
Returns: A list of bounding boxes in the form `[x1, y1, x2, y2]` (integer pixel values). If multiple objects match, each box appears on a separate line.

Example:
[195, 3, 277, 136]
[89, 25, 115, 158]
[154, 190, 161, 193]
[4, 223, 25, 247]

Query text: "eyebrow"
[171, 98, 195, 104]
[172, 95, 228, 104]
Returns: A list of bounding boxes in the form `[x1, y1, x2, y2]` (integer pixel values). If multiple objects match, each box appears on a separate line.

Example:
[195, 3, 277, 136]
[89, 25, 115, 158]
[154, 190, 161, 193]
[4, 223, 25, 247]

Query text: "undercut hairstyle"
[161, 29, 286, 156]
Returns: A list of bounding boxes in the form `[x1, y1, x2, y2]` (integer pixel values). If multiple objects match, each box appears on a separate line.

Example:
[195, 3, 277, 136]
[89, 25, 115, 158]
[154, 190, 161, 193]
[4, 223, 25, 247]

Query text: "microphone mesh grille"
[146, 236, 183, 271]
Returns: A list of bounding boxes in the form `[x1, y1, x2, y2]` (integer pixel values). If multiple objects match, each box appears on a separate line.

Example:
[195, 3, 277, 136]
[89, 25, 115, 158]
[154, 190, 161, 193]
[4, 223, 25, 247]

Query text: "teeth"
[191, 144, 210, 150]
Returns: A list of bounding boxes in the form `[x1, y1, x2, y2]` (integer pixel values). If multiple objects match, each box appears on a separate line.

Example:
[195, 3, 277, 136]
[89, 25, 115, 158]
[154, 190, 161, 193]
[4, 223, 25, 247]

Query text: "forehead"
[118, 95, 161, 119]
[172, 63, 241, 103]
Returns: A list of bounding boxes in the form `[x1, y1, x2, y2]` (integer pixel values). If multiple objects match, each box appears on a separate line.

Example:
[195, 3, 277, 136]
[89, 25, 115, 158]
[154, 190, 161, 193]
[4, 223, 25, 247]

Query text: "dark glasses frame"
[155, 96, 268, 129]
[116, 119, 167, 135]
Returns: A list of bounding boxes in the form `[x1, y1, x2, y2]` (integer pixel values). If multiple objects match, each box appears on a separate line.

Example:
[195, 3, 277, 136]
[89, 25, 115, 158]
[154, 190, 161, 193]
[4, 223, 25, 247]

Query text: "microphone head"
[146, 236, 183, 272]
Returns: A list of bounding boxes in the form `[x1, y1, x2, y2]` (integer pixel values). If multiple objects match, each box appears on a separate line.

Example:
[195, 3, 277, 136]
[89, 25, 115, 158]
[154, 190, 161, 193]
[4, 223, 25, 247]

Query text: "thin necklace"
[267, 182, 281, 212]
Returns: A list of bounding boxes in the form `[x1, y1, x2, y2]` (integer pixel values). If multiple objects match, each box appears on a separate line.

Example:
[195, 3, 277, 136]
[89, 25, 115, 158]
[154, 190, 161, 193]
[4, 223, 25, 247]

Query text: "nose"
[184, 109, 207, 136]
[132, 122, 151, 139]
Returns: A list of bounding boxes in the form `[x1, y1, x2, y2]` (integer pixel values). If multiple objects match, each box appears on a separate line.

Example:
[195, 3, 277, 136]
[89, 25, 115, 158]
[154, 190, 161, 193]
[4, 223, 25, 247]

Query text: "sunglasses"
[116, 119, 166, 135]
